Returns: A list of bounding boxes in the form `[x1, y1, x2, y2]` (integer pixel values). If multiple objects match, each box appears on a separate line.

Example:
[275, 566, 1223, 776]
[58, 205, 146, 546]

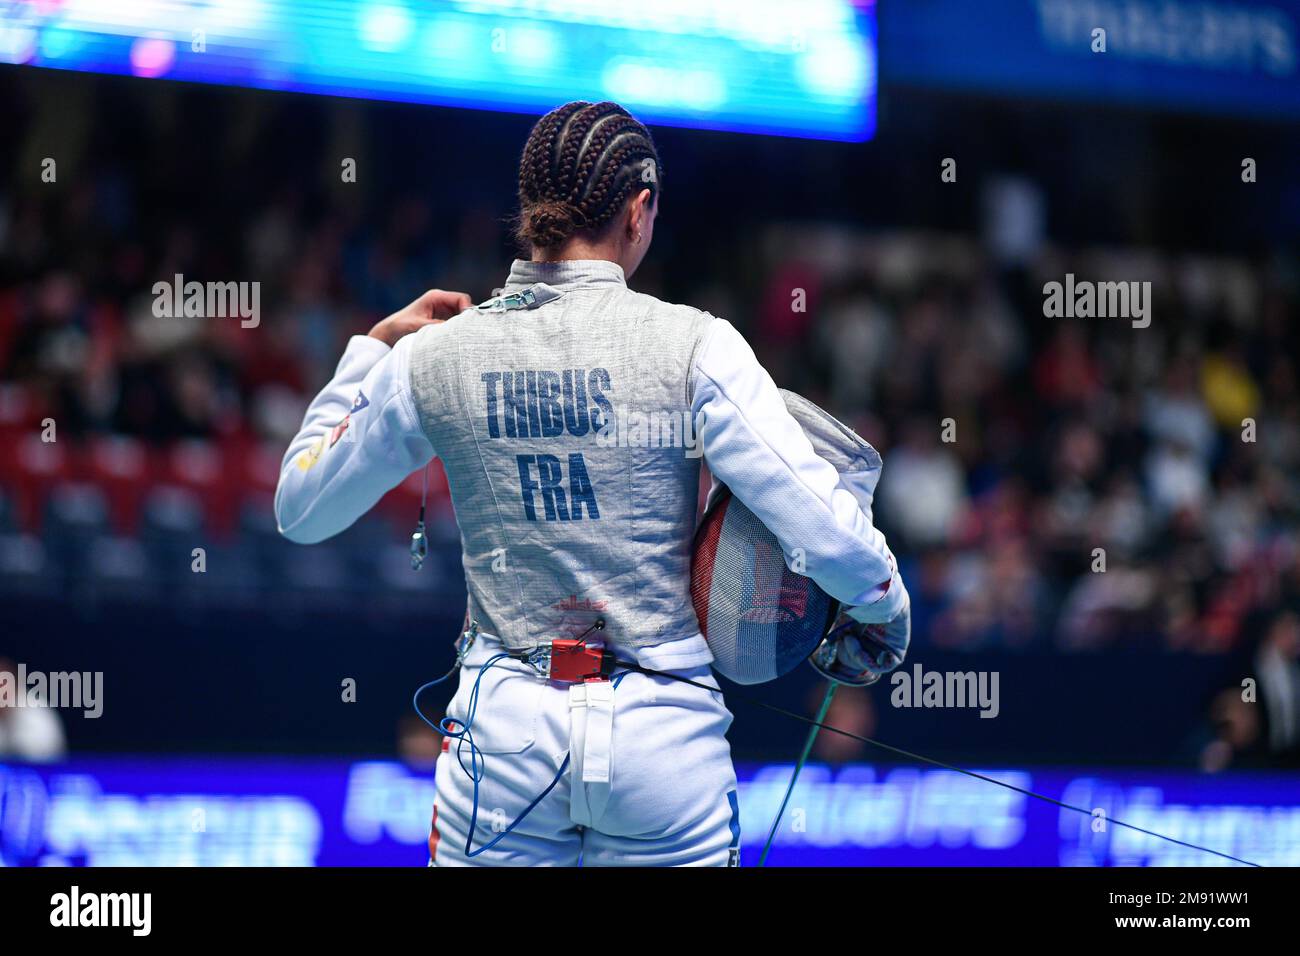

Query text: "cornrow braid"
[516, 101, 661, 250]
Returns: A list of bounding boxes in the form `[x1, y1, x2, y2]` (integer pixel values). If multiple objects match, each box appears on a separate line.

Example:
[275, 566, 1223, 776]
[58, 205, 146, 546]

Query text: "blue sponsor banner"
[878, 0, 1300, 118]
[2, 757, 1296, 866]
[0, 0, 877, 141]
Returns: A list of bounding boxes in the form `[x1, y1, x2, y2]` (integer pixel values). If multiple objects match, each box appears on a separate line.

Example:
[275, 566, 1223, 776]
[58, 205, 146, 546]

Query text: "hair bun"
[522, 199, 584, 248]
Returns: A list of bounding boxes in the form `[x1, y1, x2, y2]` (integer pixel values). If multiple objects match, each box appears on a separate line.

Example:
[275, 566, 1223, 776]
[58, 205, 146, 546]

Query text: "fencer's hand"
[809, 599, 911, 687]
[368, 289, 473, 346]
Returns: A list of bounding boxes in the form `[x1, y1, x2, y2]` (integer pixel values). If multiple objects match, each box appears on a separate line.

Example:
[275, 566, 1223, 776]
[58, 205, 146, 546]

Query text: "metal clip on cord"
[455, 620, 479, 665]
[518, 645, 553, 677]
[410, 463, 431, 570]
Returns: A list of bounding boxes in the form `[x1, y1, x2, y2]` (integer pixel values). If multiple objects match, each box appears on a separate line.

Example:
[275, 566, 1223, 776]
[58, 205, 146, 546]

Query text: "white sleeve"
[690, 318, 907, 623]
[275, 333, 434, 544]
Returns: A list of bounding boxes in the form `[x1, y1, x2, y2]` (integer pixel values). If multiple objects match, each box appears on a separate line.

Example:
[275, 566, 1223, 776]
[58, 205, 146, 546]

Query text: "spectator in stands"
[1256, 611, 1300, 763]
[876, 415, 968, 551]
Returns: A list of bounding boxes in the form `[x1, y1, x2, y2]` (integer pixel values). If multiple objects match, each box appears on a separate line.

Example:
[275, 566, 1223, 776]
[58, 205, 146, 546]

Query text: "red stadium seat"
[86, 435, 149, 535]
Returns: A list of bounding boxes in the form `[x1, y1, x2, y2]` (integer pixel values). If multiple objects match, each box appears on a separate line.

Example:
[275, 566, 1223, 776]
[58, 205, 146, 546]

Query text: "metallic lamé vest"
[408, 260, 714, 651]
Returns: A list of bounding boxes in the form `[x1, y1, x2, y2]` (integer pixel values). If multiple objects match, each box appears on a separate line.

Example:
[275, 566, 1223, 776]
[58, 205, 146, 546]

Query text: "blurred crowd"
[0, 185, 504, 448]
[729, 229, 1299, 658]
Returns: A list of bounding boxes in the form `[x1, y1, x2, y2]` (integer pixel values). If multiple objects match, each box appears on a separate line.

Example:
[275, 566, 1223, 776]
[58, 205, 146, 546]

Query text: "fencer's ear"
[627, 188, 652, 232]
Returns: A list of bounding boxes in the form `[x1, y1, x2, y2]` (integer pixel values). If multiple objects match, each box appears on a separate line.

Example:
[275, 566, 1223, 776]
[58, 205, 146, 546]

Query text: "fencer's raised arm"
[690, 317, 908, 624]
[274, 331, 434, 544]
[275, 289, 469, 544]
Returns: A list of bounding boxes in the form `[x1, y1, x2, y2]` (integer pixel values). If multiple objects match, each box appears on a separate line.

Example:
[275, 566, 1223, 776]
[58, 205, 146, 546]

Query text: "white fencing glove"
[810, 591, 911, 687]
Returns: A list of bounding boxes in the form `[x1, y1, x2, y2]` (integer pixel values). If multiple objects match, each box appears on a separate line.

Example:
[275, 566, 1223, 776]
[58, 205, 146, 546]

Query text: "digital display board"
[0, 0, 878, 141]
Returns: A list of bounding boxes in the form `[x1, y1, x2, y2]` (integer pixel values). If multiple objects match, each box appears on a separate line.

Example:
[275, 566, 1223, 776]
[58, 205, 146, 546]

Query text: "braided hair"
[516, 101, 661, 250]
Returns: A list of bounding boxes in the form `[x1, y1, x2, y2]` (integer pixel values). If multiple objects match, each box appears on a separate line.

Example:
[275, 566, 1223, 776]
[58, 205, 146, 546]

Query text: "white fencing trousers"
[428, 640, 741, 867]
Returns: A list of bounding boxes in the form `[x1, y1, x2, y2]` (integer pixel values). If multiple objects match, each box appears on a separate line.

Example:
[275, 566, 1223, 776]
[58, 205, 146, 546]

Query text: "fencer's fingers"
[416, 288, 473, 319]
[438, 290, 472, 316]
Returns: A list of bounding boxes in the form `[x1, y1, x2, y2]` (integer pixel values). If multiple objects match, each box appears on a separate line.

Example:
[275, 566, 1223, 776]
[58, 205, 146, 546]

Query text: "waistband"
[460, 629, 714, 674]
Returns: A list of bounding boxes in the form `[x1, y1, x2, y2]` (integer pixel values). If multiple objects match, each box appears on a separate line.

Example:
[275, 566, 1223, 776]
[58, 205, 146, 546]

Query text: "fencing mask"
[690, 390, 884, 685]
